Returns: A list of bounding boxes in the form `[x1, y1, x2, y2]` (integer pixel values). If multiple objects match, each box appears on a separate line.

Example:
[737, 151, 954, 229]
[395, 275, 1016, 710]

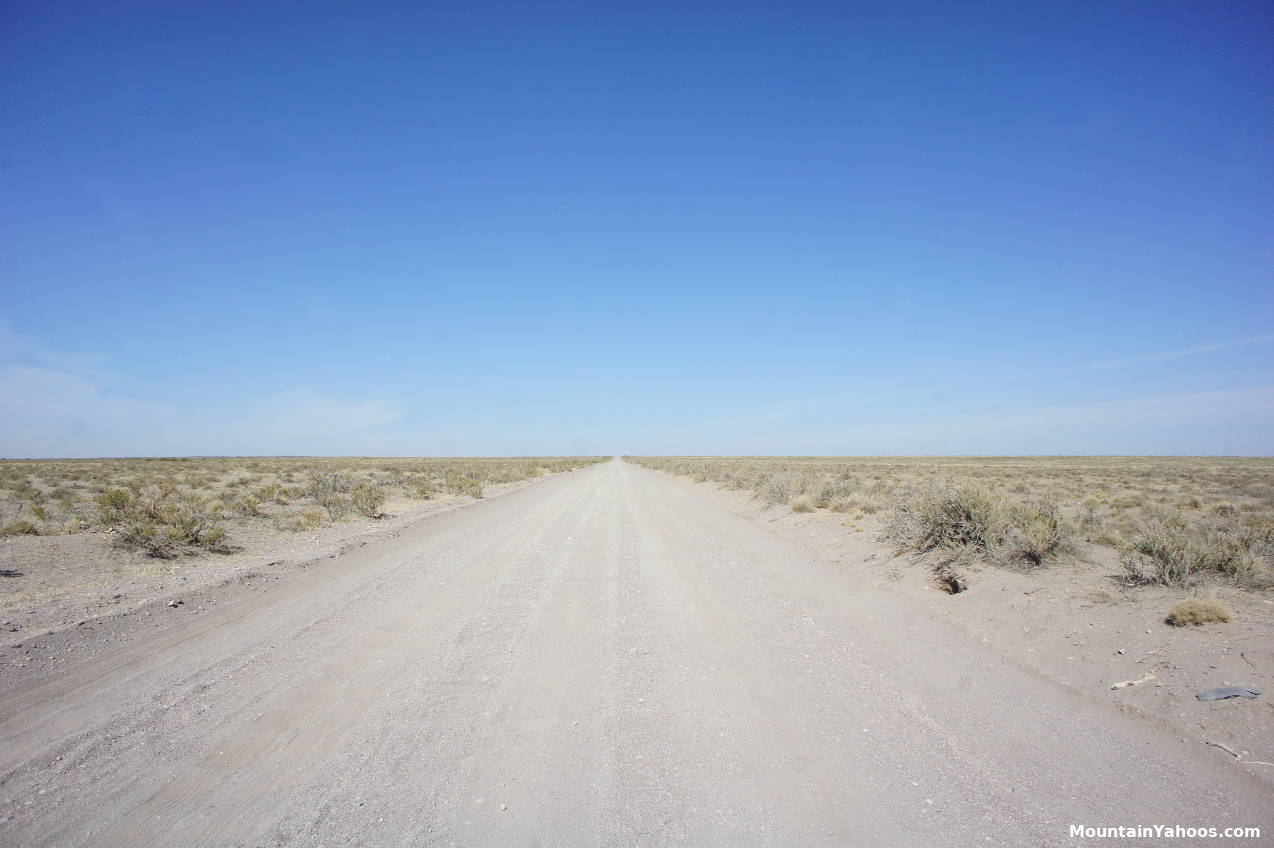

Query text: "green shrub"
[351, 483, 388, 517]
[318, 492, 351, 520]
[308, 473, 351, 498]
[255, 483, 288, 505]
[102, 489, 227, 558]
[1120, 512, 1260, 587]
[117, 518, 222, 558]
[96, 488, 133, 522]
[444, 473, 483, 499]
[999, 501, 1072, 567]
[116, 522, 167, 556]
[300, 507, 326, 529]
[201, 525, 228, 550]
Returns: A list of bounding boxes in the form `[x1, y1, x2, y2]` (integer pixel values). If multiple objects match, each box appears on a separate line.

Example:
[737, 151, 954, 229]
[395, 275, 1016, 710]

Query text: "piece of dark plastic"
[1196, 687, 1260, 701]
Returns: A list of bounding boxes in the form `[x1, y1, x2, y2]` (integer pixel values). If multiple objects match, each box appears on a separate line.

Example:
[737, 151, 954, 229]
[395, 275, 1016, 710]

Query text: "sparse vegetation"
[626, 456, 1274, 588]
[1166, 598, 1234, 626]
[318, 492, 351, 521]
[999, 501, 1072, 567]
[886, 486, 1004, 554]
[0, 457, 604, 559]
[273, 507, 327, 533]
[882, 486, 1073, 569]
[2, 518, 41, 536]
[444, 473, 483, 499]
[351, 483, 388, 518]
[1120, 511, 1269, 588]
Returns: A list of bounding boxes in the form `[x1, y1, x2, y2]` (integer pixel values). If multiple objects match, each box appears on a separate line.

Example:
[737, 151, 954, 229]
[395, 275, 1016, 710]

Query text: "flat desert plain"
[0, 457, 1270, 846]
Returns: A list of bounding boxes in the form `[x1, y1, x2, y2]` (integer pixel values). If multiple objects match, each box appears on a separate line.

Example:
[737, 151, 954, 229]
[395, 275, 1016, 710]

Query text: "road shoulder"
[633, 464, 1274, 787]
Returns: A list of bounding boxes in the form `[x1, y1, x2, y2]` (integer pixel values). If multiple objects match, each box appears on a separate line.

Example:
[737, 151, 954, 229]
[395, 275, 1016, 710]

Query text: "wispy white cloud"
[1066, 333, 1274, 375]
[229, 391, 403, 446]
[0, 364, 177, 457]
[0, 322, 404, 457]
[656, 331, 1274, 455]
[5, 316, 1272, 457]
[930, 331, 1274, 393]
[0, 318, 111, 374]
[731, 386, 1274, 456]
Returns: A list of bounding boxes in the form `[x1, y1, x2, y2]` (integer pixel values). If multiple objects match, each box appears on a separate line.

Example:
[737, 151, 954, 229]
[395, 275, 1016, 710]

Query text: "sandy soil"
[659, 470, 1274, 784]
[0, 478, 551, 653]
[0, 460, 1269, 846]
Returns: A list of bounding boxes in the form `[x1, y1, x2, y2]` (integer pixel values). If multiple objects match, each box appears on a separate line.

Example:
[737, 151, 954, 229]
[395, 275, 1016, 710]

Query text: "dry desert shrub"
[1120, 511, 1271, 588]
[407, 475, 435, 499]
[883, 487, 1072, 569]
[2, 518, 41, 536]
[885, 486, 1004, 553]
[318, 493, 352, 521]
[626, 455, 1273, 588]
[351, 483, 388, 518]
[99, 488, 228, 558]
[444, 473, 483, 498]
[273, 507, 327, 532]
[759, 473, 797, 506]
[998, 501, 1073, 567]
[0, 456, 604, 559]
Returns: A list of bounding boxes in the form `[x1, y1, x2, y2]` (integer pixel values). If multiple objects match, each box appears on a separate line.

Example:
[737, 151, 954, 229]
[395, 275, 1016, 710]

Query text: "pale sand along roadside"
[645, 466, 1274, 787]
[0, 473, 569, 678]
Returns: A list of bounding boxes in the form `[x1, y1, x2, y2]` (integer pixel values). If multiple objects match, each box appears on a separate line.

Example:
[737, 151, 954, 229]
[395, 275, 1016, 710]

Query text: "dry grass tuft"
[789, 496, 816, 513]
[2, 518, 41, 536]
[1166, 598, 1234, 626]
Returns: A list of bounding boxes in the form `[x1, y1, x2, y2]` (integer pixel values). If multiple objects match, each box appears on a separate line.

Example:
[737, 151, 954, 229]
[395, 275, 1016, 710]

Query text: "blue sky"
[2, 0, 1272, 456]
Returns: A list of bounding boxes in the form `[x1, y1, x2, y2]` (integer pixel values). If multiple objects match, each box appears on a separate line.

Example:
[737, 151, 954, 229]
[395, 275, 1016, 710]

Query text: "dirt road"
[0, 460, 1268, 846]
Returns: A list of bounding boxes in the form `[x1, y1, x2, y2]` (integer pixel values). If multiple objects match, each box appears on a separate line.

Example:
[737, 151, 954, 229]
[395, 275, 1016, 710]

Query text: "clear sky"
[2, 0, 1272, 457]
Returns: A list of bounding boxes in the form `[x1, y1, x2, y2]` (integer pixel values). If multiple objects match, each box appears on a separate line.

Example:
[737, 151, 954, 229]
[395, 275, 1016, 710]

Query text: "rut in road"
[0, 459, 1268, 847]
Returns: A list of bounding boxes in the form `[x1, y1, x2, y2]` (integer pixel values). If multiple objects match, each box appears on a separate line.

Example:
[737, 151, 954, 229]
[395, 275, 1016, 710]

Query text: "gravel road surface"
[0, 459, 1268, 846]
